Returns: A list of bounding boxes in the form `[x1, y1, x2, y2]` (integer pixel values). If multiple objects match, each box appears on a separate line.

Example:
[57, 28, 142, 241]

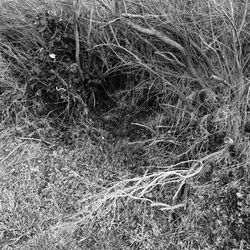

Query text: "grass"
[0, 0, 250, 249]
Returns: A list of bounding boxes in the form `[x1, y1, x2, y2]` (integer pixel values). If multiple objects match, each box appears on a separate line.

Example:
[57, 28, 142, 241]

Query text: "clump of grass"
[1, 0, 250, 249]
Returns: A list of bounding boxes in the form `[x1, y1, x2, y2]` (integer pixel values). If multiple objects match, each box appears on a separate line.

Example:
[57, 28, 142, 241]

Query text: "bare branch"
[125, 19, 208, 89]
[125, 19, 185, 53]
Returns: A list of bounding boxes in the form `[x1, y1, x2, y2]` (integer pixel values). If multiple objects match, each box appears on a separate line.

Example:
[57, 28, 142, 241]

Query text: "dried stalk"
[124, 19, 208, 89]
[73, 9, 87, 98]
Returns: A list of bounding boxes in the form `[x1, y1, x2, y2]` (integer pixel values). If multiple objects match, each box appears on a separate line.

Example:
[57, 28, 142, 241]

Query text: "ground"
[0, 0, 250, 249]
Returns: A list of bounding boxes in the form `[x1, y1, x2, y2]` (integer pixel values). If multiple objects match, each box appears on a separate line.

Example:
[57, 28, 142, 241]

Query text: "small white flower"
[224, 137, 233, 145]
[49, 53, 56, 59]
[236, 192, 244, 199]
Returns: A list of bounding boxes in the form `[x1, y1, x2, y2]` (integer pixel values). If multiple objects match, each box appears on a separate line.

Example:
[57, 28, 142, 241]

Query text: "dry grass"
[1, 0, 250, 249]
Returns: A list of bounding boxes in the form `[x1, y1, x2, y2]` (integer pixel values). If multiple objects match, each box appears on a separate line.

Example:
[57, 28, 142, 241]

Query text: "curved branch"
[124, 19, 207, 89]
[126, 20, 186, 54]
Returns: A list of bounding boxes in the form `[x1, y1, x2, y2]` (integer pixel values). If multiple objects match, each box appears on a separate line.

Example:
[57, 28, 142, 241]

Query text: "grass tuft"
[1, 0, 250, 249]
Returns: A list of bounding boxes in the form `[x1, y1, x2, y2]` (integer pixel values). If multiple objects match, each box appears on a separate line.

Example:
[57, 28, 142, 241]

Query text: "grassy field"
[0, 0, 250, 249]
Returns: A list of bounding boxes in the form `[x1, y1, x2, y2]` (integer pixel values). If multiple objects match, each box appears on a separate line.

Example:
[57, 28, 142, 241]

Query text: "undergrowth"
[0, 0, 250, 249]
